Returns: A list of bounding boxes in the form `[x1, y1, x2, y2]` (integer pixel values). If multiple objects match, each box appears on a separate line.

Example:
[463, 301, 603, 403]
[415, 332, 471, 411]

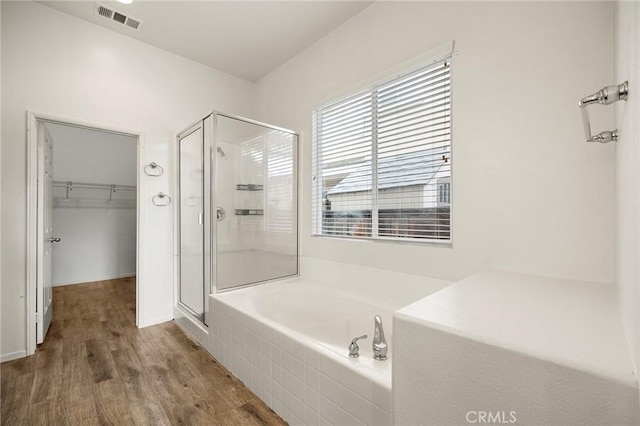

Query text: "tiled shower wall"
[202, 297, 393, 426]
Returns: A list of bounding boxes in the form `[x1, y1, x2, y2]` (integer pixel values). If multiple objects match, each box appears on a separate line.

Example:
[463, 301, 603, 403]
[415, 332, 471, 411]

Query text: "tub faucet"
[373, 315, 388, 361]
[349, 335, 368, 358]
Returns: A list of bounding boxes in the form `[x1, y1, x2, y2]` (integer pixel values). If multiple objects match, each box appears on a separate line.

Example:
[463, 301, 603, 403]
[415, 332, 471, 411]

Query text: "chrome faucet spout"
[373, 315, 388, 361]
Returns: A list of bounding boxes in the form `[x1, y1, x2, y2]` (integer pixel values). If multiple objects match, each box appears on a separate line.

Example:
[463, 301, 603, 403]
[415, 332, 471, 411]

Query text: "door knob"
[49, 237, 61, 243]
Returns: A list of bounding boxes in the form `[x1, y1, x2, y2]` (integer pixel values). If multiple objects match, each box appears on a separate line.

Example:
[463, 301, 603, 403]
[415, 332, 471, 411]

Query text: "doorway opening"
[26, 113, 141, 354]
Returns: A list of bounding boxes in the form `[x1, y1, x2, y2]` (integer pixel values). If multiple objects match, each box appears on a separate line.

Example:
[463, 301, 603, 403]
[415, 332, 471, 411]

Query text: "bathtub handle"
[348, 335, 368, 358]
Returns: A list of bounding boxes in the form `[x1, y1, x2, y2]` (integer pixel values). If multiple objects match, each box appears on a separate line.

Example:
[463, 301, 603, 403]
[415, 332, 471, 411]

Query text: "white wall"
[615, 1, 640, 376]
[50, 124, 137, 185]
[48, 123, 137, 286]
[1, 1, 254, 359]
[255, 1, 615, 285]
[53, 208, 137, 286]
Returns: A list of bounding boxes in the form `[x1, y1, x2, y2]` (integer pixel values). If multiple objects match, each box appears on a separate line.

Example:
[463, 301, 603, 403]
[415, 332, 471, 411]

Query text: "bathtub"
[204, 260, 451, 426]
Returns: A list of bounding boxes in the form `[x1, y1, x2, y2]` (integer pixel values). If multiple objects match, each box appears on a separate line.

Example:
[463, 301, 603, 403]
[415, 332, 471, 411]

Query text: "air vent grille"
[96, 4, 113, 19]
[94, 2, 143, 31]
[112, 12, 126, 24]
[125, 18, 141, 30]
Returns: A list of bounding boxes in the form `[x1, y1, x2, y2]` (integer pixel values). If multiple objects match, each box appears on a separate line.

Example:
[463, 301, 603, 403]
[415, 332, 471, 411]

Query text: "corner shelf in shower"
[236, 184, 264, 191]
[235, 209, 264, 216]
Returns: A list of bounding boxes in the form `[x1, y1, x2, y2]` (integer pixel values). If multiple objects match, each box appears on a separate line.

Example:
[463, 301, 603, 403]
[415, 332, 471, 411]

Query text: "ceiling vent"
[94, 2, 143, 31]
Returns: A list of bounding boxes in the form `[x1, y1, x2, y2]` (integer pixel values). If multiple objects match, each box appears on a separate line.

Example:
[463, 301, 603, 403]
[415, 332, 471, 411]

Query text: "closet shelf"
[52, 180, 136, 209]
[53, 181, 136, 192]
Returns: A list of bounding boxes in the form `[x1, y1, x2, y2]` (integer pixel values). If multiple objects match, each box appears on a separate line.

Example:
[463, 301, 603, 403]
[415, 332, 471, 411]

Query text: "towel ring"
[144, 162, 164, 177]
[152, 192, 172, 206]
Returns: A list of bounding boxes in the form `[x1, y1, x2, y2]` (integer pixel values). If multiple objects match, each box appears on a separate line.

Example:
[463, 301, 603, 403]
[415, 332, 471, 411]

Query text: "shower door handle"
[198, 212, 203, 225]
[217, 207, 226, 222]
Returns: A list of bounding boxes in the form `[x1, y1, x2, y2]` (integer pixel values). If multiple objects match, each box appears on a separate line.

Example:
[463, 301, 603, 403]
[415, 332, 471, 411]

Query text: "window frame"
[312, 44, 454, 246]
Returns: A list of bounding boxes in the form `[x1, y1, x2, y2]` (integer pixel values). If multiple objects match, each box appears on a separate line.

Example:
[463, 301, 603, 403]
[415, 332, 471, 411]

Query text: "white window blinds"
[312, 55, 452, 242]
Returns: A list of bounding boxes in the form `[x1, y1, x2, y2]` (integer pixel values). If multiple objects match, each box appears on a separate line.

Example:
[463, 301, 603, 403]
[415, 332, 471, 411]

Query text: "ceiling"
[37, 1, 372, 82]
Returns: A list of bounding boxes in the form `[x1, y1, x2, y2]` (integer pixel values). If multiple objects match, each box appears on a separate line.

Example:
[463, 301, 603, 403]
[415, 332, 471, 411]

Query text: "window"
[312, 55, 452, 242]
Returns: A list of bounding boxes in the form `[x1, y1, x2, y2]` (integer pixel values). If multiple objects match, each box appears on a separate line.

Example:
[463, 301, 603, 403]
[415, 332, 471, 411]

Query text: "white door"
[37, 123, 55, 343]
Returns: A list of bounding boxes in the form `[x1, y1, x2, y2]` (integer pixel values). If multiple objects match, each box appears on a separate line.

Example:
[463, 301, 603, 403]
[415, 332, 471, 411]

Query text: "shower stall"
[176, 112, 298, 323]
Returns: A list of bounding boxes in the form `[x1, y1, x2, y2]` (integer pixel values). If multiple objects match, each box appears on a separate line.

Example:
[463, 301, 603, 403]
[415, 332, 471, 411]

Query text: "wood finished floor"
[0, 277, 286, 426]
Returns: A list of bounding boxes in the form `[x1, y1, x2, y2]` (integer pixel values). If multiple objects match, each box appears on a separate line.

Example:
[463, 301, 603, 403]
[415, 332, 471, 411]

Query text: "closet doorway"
[26, 113, 140, 353]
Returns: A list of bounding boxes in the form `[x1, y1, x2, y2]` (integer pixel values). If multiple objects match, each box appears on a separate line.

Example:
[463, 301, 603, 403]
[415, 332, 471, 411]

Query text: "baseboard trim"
[1, 350, 27, 363]
[53, 273, 136, 287]
[138, 314, 173, 328]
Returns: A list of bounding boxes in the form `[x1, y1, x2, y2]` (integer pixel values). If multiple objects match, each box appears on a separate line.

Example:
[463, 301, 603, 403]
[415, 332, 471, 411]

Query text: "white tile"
[273, 382, 283, 403]
[282, 350, 293, 373]
[253, 347, 261, 366]
[373, 383, 392, 413]
[283, 409, 295, 426]
[306, 408, 321, 426]
[272, 399, 283, 419]
[261, 337, 271, 357]
[283, 370, 294, 393]
[261, 323, 272, 341]
[321, 357, 375, 402]
[272, 330, 282, 348]
[281, 335, 294, 354]
[250, 317, 261, 335]
[318, 414, 332, 426]
[293, 340, 306, 361]
[264, 391, 272, 408]
[263, 355, 272, 374]
[272, 346, 282, 366]
[255, 384, 264, 400]
[292, 376, 306, 399]
[342, 412, 366, 426]
[294, 395, 306, 420]
[293, 357, 305, 381]
[334, 382, 375, 425]
[306, 366, 320, 391]
[293, 416, 305, 426]
[305, 346, 319, 369]
[317, 352, 332, 376]
[319, 395, 340, 424]
[319, 374, 339, 404]
[254, 369, 263, 387]
[283, 389, 294, 411]
[273, 364, 283, 384]
[373, 407, 393, 426]
[306, 386, 320, 413]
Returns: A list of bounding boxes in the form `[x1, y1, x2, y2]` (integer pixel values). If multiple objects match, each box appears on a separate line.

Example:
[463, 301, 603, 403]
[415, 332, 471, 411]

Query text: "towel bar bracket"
[579, 81, 628, 143]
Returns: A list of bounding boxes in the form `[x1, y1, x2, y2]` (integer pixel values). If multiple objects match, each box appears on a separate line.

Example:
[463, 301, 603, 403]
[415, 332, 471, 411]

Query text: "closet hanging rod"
[52, 181, 136, 191]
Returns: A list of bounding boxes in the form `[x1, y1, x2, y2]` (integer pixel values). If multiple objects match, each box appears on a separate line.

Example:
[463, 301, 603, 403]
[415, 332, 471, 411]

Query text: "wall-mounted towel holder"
[144, 162, 164, 177]
[578, 81, 628, 143]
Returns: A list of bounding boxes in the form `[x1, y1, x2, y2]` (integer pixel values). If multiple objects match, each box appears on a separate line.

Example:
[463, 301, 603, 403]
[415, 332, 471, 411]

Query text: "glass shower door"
[178, 122, 205, 319]
[214, 114, 298, 292]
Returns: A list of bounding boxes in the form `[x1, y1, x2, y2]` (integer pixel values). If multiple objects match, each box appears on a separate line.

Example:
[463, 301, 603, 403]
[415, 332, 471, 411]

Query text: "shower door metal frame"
[209, 111, 300, 294]
[176, 120, 209, 324]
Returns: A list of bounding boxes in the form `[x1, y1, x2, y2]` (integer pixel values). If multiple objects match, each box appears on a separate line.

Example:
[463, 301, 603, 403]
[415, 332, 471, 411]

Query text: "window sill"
[310, 234, 453, 248]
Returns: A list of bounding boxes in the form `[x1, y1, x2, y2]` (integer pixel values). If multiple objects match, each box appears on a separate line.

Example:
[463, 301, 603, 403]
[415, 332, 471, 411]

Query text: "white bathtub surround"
[175, 258, 450, 425]
[394, 270, 639, 425]
[614, 1, 640, 378]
